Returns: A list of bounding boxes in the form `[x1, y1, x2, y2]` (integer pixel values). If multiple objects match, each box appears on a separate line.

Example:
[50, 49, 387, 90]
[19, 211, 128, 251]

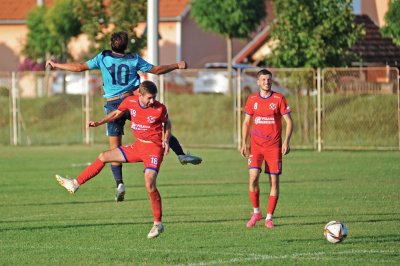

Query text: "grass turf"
[0, 146, 399, 265]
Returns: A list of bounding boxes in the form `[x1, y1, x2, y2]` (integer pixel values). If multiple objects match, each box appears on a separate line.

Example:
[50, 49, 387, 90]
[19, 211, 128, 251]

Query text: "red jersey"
[118, 95, 168, 145]
[244, 91, 291, 148]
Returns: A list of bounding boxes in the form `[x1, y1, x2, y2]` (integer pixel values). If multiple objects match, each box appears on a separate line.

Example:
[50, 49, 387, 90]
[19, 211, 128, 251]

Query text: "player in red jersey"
[241, 69, 293, 228]
[55, 80, 170, 239]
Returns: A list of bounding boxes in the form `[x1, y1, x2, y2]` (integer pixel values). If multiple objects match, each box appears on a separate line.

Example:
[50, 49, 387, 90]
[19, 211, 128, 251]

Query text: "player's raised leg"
[55, 148, 126, 193]
[169, 135, 202, 165]
[247, 169, 263, 227]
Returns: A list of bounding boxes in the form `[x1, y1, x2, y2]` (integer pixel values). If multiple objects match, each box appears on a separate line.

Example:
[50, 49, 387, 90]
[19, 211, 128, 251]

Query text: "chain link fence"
[322, 67, 399, 150]
[0, 67, 399, 151]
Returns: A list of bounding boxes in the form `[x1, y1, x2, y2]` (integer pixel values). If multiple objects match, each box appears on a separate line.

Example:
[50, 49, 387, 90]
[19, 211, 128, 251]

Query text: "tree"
[73, 0, 147, 57]
[381, 0, 400, 46]
[190, 0, 266, 94]
[268, 0, 363, 68]
[23, 6, 60, 67]
[45, 0, 82, 62]
[23, 0, 81, 66]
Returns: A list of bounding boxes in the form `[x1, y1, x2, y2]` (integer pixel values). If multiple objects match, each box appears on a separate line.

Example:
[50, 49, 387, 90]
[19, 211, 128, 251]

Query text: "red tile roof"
[0, 0, 54, 20]
[352, 15, 400, 66]
[160, 0, 189, 18]
[0, 0, 188, 21]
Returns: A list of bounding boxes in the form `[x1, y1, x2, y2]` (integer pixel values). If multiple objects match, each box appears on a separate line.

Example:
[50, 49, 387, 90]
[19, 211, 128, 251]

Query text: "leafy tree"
[74, 0, 147, 56]
[381, 0, 400, 46]
[23, 6, 60, 67]
[190, 0, 266, 94]
[23, 0, 81, 67]
[45, 0, 82, 62]
[268, 0, 363, 67]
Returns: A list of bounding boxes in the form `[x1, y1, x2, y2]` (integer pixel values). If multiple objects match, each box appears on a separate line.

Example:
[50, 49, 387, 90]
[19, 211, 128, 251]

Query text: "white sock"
[154, 221, 162, 226]
[253, 208, 260, 214]
[73, 179, 80, 187]
[266, 213, 272, 220]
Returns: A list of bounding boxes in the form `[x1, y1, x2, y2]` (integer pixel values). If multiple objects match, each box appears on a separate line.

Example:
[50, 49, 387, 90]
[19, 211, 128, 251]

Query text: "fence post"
[159, 75, 164, 104]
[398, 72, 400, 151]
[84, 71, 90, 145]
[236, 69, 242, 150]
[11, 72, 18, 146]
[317, 68, 322, 152]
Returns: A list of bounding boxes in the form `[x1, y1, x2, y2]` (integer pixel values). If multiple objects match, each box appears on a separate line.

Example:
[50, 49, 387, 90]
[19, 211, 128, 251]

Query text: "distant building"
[0, 0, 395, 71]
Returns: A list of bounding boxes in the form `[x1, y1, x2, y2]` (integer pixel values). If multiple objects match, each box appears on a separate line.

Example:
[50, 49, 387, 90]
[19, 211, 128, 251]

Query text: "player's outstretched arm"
[88, 110, 125, 128]
[46, 60, 89, 72]
[149, 61, 187, 75]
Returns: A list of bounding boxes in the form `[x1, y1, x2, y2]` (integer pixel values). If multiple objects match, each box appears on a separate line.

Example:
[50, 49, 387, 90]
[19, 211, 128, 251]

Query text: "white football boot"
[115, 183, 126, 202]
[147, 223, 164, 239]
[55, 175, 79, 194]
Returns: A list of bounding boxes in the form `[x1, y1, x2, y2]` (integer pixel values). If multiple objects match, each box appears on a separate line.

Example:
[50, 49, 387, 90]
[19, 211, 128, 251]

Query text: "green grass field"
[0, 146, 399, 265]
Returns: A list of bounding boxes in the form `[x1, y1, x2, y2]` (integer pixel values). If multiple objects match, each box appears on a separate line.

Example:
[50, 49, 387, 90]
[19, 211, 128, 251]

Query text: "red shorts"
[248, 142, 282, 175]
[118, 140, 164, 172]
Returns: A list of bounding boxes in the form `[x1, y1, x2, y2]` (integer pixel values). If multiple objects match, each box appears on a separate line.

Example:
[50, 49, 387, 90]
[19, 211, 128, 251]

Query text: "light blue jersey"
[86, 50, 153, 98]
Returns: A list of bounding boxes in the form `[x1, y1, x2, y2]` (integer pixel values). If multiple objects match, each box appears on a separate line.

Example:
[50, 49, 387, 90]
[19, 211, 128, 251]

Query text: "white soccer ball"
[324, 221, 348, 243]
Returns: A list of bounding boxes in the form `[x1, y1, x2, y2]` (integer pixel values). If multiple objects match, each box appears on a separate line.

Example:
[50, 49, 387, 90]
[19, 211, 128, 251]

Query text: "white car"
[193, 63, 290, 95]
[50, 72, 102, 95]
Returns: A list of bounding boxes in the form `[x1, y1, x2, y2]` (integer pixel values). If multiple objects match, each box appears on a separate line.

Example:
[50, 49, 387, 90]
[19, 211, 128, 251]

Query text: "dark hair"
[111, 31, 128, 53]
[139, 80, 158, 95]
[256, 69, 273, 78]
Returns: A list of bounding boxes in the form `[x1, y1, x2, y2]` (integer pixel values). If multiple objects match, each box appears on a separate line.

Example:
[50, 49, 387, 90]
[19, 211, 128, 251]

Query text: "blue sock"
[111, 165, 123, 186]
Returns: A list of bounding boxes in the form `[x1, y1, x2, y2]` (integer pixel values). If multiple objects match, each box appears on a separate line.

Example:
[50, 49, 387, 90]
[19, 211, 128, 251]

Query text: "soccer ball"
[324, 221, 348, 243]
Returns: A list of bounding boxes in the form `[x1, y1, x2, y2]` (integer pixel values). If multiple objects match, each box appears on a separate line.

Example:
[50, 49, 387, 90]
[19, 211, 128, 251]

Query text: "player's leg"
[264, 147, 282, 228]
[246, 146, 264, 227]
[109, 136, 126, 202]
[169, 135, 202, 165]
[265, 174, 279, 228]
[247, 168, 263, 227]
[105, 99, 129, 201]
[55, 148, 126, 194]
[139, 143, 165, 239]
[145, 169, 164, 239]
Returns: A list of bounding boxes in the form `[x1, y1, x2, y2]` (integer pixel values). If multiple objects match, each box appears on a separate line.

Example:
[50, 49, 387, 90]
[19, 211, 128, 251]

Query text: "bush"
[0, 86, 9, 97]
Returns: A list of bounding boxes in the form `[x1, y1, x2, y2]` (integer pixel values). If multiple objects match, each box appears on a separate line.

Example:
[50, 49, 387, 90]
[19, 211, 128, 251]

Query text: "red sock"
[76, 159, 105, 185]
[249, 191, 260, 208]
[267, 195, 279, 215]
[148, 190, 162, 222]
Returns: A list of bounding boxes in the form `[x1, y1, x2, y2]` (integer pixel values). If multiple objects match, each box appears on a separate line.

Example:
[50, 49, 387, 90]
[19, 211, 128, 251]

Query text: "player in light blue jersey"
[47, 31, 202, 202]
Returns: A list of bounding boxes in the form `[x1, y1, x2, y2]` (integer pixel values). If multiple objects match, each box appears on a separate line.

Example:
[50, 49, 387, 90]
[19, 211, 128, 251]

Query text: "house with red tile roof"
[232, 0, 398, 67]
[1, 0, 394, 71]
[0, 0, 272, 71]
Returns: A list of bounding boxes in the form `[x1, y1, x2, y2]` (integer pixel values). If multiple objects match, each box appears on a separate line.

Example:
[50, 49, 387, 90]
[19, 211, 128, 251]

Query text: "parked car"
[193, 63, 290, 95]
[50, 72, 102, 95]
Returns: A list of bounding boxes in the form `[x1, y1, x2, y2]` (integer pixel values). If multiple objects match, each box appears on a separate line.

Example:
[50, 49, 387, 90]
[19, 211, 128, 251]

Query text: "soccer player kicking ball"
[56, 81, 169, 239]
[241, 69, 293, 228]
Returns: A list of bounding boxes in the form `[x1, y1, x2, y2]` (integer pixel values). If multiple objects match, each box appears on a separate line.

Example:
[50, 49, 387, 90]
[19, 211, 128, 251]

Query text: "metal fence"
[0, 67, 399, 151]
[322, 67, 399, 150]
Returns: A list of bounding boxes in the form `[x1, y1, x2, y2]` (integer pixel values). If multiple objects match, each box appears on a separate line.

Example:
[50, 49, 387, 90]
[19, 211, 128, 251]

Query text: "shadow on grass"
[0, 217, 247, 232]
[2, 191, 242, 208]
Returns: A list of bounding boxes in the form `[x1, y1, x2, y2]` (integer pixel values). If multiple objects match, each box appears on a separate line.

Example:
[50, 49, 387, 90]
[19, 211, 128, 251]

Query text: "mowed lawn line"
[0, 146, 399, 265]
